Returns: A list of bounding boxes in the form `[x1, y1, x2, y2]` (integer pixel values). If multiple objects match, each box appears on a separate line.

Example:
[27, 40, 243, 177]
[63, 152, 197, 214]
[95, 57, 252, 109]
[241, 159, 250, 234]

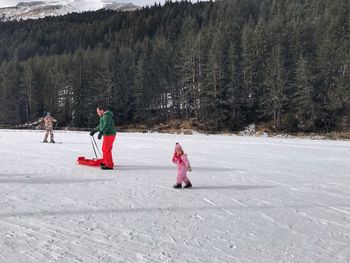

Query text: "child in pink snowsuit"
[172, 142, 192, 188]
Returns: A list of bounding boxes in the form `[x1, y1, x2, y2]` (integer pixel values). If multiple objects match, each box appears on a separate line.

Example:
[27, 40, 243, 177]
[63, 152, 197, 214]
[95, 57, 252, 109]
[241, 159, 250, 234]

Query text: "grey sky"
[0, 0, 178, 8]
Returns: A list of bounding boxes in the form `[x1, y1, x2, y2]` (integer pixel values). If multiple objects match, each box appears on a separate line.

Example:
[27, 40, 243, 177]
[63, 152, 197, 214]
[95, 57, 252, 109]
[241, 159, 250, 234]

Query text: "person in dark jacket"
[90, 106, 116, 170]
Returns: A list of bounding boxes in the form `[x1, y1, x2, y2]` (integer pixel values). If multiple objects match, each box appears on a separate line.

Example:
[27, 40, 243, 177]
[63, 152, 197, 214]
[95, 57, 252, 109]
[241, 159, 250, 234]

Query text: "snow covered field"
[0, 129, 349, 263]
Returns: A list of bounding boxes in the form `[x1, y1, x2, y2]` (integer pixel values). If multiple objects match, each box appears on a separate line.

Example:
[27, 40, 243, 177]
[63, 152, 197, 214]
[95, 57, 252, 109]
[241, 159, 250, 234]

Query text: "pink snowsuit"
[172, 153, 191, 184]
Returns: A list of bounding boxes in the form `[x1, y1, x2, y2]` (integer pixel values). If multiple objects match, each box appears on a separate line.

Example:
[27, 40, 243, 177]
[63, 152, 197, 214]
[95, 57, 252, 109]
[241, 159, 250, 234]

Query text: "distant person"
[42, 112, 57, 143]
[172, 142, 192, 188]
[90, 106, 116, 170]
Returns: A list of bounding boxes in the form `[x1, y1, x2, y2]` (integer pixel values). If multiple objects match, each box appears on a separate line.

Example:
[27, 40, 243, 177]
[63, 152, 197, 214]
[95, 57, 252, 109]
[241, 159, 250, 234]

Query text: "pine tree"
[0, 60, 22, 125]
[132, 56, 148, 123]
[110, 46, 135, 124]
[262, 45, 288, 131]
[71, 49, 96, 127]
[294, 56, 317, 131]
[175, 17, 201, 120]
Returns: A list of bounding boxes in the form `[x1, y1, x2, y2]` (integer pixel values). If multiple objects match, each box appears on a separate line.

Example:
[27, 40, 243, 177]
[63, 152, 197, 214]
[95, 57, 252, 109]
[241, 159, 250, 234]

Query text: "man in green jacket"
[90, 106, 116, 170]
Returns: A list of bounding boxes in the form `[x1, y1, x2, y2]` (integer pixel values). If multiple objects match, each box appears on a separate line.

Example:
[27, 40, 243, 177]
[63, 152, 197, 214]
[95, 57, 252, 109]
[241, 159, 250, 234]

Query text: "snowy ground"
[0, 129, 350, 263]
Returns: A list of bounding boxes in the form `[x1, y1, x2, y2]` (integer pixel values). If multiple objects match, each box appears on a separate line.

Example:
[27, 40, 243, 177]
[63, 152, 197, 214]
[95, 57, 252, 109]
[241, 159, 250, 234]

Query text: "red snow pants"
[102, 135, 116, 168]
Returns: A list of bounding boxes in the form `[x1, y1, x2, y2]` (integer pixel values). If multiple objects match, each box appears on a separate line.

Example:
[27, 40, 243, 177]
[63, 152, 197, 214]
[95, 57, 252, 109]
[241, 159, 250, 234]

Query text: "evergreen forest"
[0, 0, 349, 132]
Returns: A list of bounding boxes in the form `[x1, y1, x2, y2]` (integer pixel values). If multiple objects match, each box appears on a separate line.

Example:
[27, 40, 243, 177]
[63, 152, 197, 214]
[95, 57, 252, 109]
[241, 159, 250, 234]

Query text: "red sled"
[77, 156, 103, 166]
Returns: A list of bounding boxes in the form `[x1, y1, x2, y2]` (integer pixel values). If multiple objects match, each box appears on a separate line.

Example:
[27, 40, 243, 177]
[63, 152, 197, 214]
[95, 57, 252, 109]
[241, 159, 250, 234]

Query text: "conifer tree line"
[0, 0, 349, 132]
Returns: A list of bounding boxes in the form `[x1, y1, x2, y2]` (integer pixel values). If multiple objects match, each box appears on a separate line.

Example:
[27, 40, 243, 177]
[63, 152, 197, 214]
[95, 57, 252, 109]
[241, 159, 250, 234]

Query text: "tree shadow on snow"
[0, 173, 36, 178]
[117, 165, 242, 172]
[2, 203, 350, 219]
[192, 185, 275, 191]
[0, 178, 111, 184]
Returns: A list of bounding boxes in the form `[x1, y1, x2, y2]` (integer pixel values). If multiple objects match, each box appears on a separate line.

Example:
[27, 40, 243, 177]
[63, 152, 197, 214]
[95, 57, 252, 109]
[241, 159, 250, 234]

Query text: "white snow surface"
[0, 129, 350, 263]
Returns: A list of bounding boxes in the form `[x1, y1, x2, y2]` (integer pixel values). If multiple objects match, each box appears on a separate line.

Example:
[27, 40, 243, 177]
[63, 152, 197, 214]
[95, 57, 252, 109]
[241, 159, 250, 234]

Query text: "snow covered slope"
[0, 0, 139, 21]
[0, 130, 349, 262]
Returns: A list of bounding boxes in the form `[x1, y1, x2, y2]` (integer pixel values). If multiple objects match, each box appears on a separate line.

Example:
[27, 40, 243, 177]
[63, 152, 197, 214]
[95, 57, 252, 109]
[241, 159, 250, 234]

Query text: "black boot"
[101, 166, 113, 170]
[173, 183, 182, 189]
[184, 181, 192, 188]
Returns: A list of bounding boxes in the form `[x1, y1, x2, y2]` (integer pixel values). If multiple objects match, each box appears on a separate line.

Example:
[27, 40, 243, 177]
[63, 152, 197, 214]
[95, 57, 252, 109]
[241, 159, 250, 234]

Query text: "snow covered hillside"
[0, 1, 140, 21]
[0, 129, 349, 262]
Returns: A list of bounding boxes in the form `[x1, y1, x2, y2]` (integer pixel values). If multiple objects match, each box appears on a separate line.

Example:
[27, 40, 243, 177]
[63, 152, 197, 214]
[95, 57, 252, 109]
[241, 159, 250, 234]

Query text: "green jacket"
[94, 110, 116, 136]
